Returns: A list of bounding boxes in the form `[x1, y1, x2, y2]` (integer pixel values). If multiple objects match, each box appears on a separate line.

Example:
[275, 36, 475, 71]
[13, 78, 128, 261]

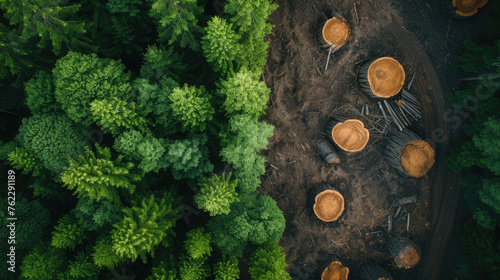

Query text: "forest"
[0, 0, 290, 279]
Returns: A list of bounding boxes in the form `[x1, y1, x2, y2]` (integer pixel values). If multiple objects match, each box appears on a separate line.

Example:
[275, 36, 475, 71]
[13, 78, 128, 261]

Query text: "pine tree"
[7, 147, 43, 176]
[184, 228, 212, 260]
[68, 251, 100, 279]
[74, 197, 122, 232]
[249, 243, 291, 280]
[52, 215, 86, 250]
[214, 256, 240, 280]
[473, 117, 500, 176]
[202, 16, 241, 77]
[220, 67, 270, 118]
[0, 23, 36, 79]
[179, 256, 210, 280]
[165, 134, 214, 180]
[92, 235, 123, 270]
[111, 194, 181, 262]
[90, 97, 150, 135]
[20, 244, 66, 280]
[61, 145, 141, 202]
[147, 257, 178, 280]
[140, 45, 186, 82]
[52, 51, 132, 125]
[24, 71, 60, 114]
[148, 0, 204, 51]
[195, 173, 239, 216]
[169, 84, 215, 132]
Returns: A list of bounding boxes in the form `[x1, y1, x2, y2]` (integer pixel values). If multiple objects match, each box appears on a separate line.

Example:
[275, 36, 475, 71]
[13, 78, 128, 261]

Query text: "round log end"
[331, 119, 370, 152]
[321, 261, 349, 280]
[322, 17, 350, 47]
[400, 140, 435, 178]
[394, 245, 420, 269]
[453, 0, 488, 17]
[367, 57, 405, 98]
[314, 190, 345, 222]
[326, 154, 341, 164]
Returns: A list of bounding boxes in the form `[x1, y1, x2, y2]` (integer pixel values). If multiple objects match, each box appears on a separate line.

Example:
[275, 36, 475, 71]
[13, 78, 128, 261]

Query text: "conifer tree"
[202, 16, 241, 77]
[140, 45, 186, 82]
[165, 134, 214, 180]
[20, 244, 66, 280]
[92, 235, 123, 270]
[24, 71, 60, 114]
[0, 23, 35, 79]
[111, 194, 181, 262]
[214, 256, 240, 280]
[68, 251, 100, 280]
[249, 243, 291, 280]
[51, 215, 86, 250]
[7, 147, 43, 176]
[90, 97, 150, 135]
[179, 256, 210, 280]
[61, 145, 141, 202]
[195, 173, 239, 216]
[74, 197, 122, 232]
[147, 257, 178, 280]
[184, 228, 212, 260]
[169, 84, 215, 132]
[220, 67, 270, 118]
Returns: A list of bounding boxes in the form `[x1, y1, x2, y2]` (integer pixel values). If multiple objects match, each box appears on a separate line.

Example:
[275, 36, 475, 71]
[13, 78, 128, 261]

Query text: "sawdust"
[321, 261, 349, 280]
[367, 57, 405, 98]
[314, 190, 345, 222]
[452, 0, 488, 16]
[332, 119, 370, 152]
[400, 140, 435, 178]
[322, 17, 350, 46]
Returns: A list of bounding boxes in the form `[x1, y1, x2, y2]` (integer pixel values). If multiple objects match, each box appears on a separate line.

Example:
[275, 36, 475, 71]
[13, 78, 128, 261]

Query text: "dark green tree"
[61, 145, 141, 202]
[202, 16, 241, 77]
[0, 23, 36, 79]
[208, 194, 286, 257]
[90, 97, 150, 135]
[148, 0, 204, 51]
[68, 251, 100, 280]
[220, 67, 270, 118]
[20, 244, 66, 280]
[214, 256, 240, 280]
[18, 112, 86, 174]
[52, 51, 132, 125]
[51, 215, 87, 250]
[74, 197, 122, 232]
[473, 117, 500, 176]
[165, 134, 214, 180]
[184, 228, 212, 260]
[111, 194, 181, 262]
[170, 84, 215, 132]
[24, 71, 60, 114]
[179, 256, 210, 280]
[140, 45, 186, 82]
[249, 243, 291, 280]
[0, 0, 86, 54]
[220, 115, 274, 193]
[195, 173, 239, 216]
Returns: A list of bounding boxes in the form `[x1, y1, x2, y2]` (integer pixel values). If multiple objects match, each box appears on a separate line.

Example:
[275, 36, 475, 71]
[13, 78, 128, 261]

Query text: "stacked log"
[325, 119, 370, 153]
[313, 189, 345, 222]
[357, 264, 394, 280]
[321, 256, 349, 280]
[358, 57, 405, 99]
[317, 140, 341, 164]
[451, 0, 488, 17]
[387, 236, 421, 269]
[382, 129, 435, 178]
[321, 17, 350, 49]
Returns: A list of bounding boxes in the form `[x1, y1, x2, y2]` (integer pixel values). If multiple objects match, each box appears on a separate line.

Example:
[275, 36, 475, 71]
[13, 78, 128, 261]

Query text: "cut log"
[321, 17, 350, 48]
[321, 257, 349, 280]
[451, 0, 489, 17]
[326, 119, 370, 153]
[317, 141, 341, 164]
[358, 57, 405, 99]
[387, 236, 421, 269]
[314, 189, 345, 222]
[358, 264, 394, 280]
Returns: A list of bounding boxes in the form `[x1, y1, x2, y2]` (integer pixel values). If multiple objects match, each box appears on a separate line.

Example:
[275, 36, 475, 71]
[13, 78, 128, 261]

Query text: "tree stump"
[321, 257, 349, 280]
[357, 264, 393, 280]
[382, 129, 435, 178]
[321, 17, 350, 48]
[325, 119, 369, 153]
[387, 236, 421, 269]
[451, 0, 488, 17]
[317, 140, 341, 164]
[358, 57, 405, 99]
[313, 189, 345, 222]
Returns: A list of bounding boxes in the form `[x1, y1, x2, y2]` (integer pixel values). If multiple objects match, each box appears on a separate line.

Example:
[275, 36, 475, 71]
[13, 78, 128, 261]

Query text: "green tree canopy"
[140, 45, 186, 82]
[184, 228, 212, 260]
[111, 193, 181, 262]
[74, 197, 122, 232]
[8, 147, 43, 176]
[195, 173, 239, 216]
[61, 145, 141, 202]
[170, 84, 215, 132]
[249, 243, 291, 280]
[52, 51, 132, 125]
[179, 256, 210, 280]
[214, 256, 240, 280]
[92, 235, 123, 270]
[24, 71, 60, 114]
[208, 194, 286, 257]
[473, 117, 500, 176]
[51, 215, 86, 250]
[220, 67, 270, 118]
[165, 134, 214, 180]
[18, 112, 86, 174]
[67, 251, 100, 280]
[90, 97, 150, 135]
[20, 244, 66, 280]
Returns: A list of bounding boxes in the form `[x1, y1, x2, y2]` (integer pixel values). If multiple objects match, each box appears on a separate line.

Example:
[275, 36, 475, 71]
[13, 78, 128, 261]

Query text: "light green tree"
[51, 215, 86, 250]
[92, 235, 122, 270]
[202, 16, 241, 77]
[184, 228, 212, 260]
[68, 251, 100, 280]
[214, 256, 240, 280]
[8, 147, 43, 176]
[111, 194, 181, 262]
[90, 97, 149, 135]
[170, 84, 215, 132]
[61, 145, 141, 202]
[220, 67, 270, 118]
[179, 256, 210, 280]
[249, 243, 291, 280]
[195, 173, 239, 216]
[20, 244, 66, 280]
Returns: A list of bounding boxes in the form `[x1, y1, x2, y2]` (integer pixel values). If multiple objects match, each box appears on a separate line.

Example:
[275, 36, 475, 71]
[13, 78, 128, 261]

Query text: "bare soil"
[259, 0, 485, 279]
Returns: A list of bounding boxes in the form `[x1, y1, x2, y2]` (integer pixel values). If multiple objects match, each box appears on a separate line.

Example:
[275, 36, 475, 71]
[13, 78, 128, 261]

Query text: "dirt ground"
[260, 0, 486, 279]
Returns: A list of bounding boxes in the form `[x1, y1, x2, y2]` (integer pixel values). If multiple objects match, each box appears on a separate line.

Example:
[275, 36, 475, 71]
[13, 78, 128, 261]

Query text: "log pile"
[358, 57, 405, 99]
[321, 257, 349, 280]
[387, 236, 421, 269]
[357, 264, 394, 280]
[382, 129, 435, 178]
[450, 0, 488, 17]
[325, 119, 370, 153]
